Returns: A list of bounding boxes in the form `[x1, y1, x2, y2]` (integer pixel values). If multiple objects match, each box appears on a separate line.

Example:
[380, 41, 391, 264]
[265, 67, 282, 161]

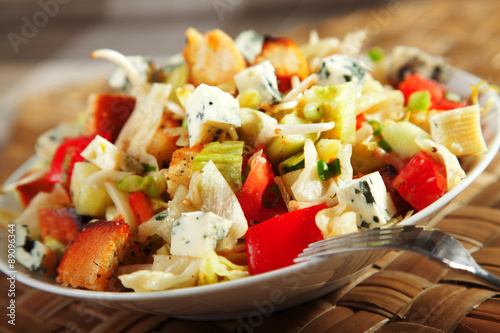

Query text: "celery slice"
[192, 141, 244, 193]
[408, 91, 431, 111]
[117, 172, 167, 197]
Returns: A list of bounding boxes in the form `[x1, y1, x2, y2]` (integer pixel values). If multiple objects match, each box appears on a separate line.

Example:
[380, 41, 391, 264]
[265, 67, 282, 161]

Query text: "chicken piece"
[183, 28, 246, 87]
[146, 113, 182, 169]
[84, 93, 136, 143]
[166, 145, 203, 197]
[56, 215, 130, 291]
[253, 37, 309, 93]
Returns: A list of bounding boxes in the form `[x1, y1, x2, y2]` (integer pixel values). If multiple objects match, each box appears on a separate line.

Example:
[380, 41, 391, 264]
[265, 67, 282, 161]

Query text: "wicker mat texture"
[2, 0, 500, 332]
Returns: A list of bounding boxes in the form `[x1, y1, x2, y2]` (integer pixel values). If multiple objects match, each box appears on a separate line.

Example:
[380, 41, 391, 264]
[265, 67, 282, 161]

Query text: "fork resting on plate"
[295, 226, 500, 290]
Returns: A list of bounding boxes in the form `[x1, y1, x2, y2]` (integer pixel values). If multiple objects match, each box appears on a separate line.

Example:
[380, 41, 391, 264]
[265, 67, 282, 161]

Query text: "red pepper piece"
[129, 192, 155, 224]
[46, 134, 96, 186]
[356, 113, 365, 131]
[392, 151, 447, 211]
[246, 203, 326, 275]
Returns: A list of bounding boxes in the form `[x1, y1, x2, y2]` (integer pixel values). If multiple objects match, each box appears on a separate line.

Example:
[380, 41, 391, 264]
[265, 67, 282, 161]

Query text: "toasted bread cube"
[84, 93, 136, 143]
[166, 145, 203, 197]
[183, 28, 246, 87]
[56, 216, 130, 291]
[38, 207, 82, 245]
[146, 113, 182, 169]
[253, 37, 309, 93]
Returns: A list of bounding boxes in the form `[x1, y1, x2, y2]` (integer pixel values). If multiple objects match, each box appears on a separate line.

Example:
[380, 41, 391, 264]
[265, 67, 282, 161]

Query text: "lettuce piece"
[115, 83, 173, 170]
[198, 250, 249, 285]
[118, 259, 199, 292]
[289, 139, 339, 205]
[188, 160, 247, 251]
[118, 250, 247, 292]
[303, 82, 357, 143]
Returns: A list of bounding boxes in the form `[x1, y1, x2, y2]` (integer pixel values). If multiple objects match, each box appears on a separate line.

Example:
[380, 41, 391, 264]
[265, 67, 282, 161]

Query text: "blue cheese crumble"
[234, 60, 281, 105]
[316, 54, 369, 86]
[170, 211, 232, 257]
[185, 84, 241, 146]
[234, 29, 264, 64]
[337, 172, 396, 229]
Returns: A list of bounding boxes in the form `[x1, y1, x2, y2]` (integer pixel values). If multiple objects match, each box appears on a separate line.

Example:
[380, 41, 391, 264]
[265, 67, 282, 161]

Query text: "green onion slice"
[368, 120, 383, 136]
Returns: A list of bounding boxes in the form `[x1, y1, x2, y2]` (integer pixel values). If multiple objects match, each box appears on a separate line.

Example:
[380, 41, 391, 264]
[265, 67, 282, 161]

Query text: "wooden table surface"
[2, 0, 500, 332]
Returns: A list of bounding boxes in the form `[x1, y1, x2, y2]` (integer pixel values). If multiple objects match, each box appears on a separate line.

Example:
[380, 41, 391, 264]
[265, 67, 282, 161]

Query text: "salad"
[1, 28, 490, 292]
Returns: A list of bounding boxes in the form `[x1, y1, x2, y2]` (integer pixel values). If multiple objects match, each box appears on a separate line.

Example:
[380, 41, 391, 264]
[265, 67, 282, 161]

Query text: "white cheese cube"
[337, 172, 396, 229]
[81, 135, 126, 171]
[185, 84, 241, 146]
[316, 54, 369, 86]
[234, 60, 281, 105]
[234, 29, 264, 64]
[170, 211, 232, 257]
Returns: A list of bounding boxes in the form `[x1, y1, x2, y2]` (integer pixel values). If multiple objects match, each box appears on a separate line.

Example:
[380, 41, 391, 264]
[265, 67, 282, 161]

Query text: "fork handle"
[473, 267, 500, 291]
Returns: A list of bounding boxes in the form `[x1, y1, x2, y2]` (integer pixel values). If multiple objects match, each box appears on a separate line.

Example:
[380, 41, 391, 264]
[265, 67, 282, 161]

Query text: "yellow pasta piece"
[430, 105, 486, 157]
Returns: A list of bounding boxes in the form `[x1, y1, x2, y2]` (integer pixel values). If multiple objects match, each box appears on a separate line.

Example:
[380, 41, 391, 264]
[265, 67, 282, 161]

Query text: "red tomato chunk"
[392, 151, 447, 211]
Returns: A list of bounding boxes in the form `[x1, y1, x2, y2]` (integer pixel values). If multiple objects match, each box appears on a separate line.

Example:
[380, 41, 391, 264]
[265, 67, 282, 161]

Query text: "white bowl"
[1, 68, 499, 320]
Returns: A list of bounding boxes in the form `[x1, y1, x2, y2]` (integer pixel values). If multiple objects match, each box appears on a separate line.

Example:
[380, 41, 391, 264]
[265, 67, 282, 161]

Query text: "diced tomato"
[392, 151, 447, 211]
[16, 176, 55, 207]
[88, 94, 136, 143]
[38, 207, 82, 245]
[398, 73, 469, 111]
[46, 134, 96, 186]
[378, 165, 413, 216]
[129, 192, 155, 224]
[238, 149, 288, 225]
[246, 203, 326, 275]
[398, 73, 445, 104]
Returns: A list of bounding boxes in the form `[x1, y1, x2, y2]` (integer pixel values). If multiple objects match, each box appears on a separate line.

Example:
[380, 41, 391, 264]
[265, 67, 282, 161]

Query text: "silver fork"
[294, 226, 500, 290]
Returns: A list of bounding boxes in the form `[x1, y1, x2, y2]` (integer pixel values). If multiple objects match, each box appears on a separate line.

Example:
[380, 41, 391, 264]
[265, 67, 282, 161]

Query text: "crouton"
[183, 28, 246, 87]
[38, 207, 82, 245]
[56, 215, 130, 291]
[253, 37, 309, 93]
[166, 145, 203, 197]
[84, 93, 136, 143]
[146, 113, 182, 169]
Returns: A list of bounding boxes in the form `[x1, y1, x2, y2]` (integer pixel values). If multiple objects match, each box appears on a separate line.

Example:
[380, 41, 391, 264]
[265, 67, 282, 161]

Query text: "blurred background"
[0, 0, 386, 88]
[0, 0, 386, 177]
